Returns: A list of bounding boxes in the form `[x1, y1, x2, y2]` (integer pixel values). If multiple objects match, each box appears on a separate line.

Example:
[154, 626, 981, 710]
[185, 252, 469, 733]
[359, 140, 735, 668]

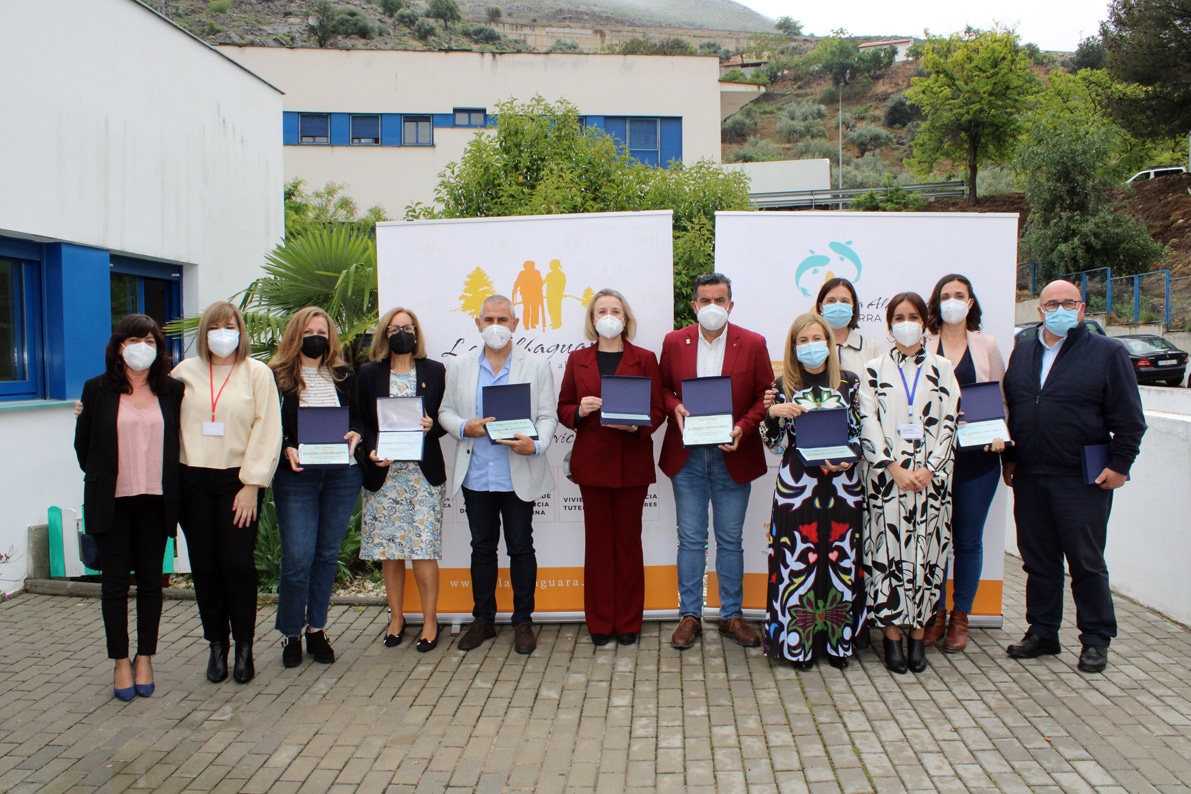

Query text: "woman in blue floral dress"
[760, 313, 865, 671]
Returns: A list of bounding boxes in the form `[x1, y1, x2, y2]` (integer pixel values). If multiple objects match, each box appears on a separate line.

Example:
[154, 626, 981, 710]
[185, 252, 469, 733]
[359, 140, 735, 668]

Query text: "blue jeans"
[671, 447, 751, 620]
[940, 463, 1001, 613]
[273, 464, 363, 637]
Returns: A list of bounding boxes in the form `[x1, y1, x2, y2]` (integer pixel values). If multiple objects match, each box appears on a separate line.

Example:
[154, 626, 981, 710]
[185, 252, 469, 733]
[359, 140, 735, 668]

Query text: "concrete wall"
[218, 48, 725, 218]
[1002, 385, 1191, 627]
[0, 0, 283, 593]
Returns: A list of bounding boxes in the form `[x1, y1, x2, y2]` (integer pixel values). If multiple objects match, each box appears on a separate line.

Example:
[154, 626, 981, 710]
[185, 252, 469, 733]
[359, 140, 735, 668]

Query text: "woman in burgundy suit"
[558, 289, 665, 646]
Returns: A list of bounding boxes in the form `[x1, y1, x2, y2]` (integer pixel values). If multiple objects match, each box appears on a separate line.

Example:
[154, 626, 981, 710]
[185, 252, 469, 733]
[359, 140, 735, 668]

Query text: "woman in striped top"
[269, 307, 363, 670]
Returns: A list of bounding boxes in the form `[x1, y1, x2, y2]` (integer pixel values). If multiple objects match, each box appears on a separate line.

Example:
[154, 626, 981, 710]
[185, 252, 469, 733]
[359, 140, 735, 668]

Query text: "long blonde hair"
[781, 313, 842, 401]
[269, 307, 348, 393]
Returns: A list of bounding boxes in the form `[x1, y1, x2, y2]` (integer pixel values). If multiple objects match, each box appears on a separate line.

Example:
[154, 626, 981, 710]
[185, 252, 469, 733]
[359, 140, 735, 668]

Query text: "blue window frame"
[110, 258, 183, 361]
[403, 115, 433, 146]
[0, 256, 43, 399]
[298, 113, 330, 144]
[627, 118, 661, 167]
[453, 108, 486, 127]
[350, 114, 381, 145]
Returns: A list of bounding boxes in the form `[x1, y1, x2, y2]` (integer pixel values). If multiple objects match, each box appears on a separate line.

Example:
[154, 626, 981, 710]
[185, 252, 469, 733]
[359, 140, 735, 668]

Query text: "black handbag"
[79, 532, 102, 571]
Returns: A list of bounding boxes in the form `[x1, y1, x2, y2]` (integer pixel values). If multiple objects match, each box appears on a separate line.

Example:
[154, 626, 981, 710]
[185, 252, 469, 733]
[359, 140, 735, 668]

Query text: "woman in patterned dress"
[859, 292, 959, 675]
[761, 313, 864, 671]
[358, 307, 447, 652]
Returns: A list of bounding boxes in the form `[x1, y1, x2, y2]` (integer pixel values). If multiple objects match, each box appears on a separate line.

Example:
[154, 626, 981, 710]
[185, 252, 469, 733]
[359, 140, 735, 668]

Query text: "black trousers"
[1013, 472, 1117, 647]
[462, 488, 536, 625]
[179, 466, 261, 645]
[91, 495, 168, 659]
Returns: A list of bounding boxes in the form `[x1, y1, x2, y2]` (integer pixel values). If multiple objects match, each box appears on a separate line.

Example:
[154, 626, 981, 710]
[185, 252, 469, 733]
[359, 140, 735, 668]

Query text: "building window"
[298, 113, 330, 144]
[403, 116, 433, 145]
[351, 114, 381, 145]
[454, 108, 486, 127]
[0, 257, 42, 399]
[110, 260, 183, 361]
[627, 118, 660, 166]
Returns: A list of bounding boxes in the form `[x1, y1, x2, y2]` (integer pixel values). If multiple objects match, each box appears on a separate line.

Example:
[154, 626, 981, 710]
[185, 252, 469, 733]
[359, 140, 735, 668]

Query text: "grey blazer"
[438, 345, 558, 501]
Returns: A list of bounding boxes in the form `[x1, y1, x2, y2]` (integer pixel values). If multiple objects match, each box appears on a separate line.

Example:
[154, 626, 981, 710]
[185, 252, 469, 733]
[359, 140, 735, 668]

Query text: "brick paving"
[3, 554, 1191, 793]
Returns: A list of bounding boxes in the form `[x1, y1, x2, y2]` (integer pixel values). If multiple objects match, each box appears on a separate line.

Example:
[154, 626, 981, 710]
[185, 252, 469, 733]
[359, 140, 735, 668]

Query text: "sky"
[734, 0, 1111, 52]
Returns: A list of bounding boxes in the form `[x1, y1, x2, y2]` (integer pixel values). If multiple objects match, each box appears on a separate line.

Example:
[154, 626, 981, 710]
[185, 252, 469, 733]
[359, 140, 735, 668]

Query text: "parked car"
[1115, 334, 1188, 386]
[1013, 319, 1107, 347]
[1125, 166, 1186, 184]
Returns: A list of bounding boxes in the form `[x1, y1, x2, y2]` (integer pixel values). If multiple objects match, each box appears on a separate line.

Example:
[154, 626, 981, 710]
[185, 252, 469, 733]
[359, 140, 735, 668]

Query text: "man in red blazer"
[659, 273, 773, 650]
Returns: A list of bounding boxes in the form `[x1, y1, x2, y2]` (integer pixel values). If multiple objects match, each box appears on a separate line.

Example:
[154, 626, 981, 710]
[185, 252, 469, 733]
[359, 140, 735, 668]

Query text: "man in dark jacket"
[1002, 280, 1146, 673]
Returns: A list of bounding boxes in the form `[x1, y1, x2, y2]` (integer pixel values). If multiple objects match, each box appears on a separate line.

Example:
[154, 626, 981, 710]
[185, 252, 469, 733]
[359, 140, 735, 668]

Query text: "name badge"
[203, 421, 225, 437]
[898, 422, 923, 440]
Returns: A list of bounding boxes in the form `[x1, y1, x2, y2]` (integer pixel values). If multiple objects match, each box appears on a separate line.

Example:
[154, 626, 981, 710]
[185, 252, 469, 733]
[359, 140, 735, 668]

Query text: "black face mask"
[301, 335, 330, 360]
[388, 330, 416, 355]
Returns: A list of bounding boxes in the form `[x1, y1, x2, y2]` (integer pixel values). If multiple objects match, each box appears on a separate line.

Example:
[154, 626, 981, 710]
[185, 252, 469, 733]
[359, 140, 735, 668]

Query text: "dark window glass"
[299, 113, 330, 144]
[0, 259, 23, 383]
[351, 115, 380, 145]
[628, 118, 659, 149]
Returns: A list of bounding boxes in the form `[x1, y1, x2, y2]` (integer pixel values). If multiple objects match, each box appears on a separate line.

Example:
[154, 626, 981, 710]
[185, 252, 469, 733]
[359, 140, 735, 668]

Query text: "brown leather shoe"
[922, 609, 947, 648]
[718, 616, 761, 648]
[670, 616, 702, 650]
[457, 619, 496, 651]
[942, 610, 969, 653]
[513, 622, 537, 654]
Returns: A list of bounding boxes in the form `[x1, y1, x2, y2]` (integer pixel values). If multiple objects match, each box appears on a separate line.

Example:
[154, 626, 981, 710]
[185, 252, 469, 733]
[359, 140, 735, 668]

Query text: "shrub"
[840, 154, 893, 189]
[818, 85, 839, 104]
[699, 41, 721, 55]
[720, 69, 768, 85]
[1024, 211, 1165, 280]
[838, 112, 854, 130]
[548, 39, 580, 53]
[395, 8, 418, 26]
[724, 136, 783, 163]
[486, 5, 502, 22]
[380, 0, 403, 16]
[845, 124, 893, 156]
[785, 101, 827, 121]
[413, 17, 437, 39]
[468, 24, 501, 43]
[793, 139, 840, 161]
[883, 93, 922, 128]
[721, 107, 758, 144]
[776, 116, 827, 143]
[850, 175, 925, 211]
[208, 0, 231, 13]
[335, 7, 376, 39]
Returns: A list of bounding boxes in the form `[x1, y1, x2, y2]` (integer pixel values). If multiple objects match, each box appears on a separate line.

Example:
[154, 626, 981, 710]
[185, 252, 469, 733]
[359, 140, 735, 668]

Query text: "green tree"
[485, 5, 502, 23]
[379, 0, 403, 17]
[851, 176, 926, 211]
[406, 97, 751, 326]
[906, 27, 1040, 205]
[284, 179, 388, 241]
[426, 0, 461, 28]
[1101, 0, 1191, 139]
[1070, 35, 1107, 71]
[309, 0, 337, 47]
[845, 124, 893, 156]
[775, 16, 803, 37]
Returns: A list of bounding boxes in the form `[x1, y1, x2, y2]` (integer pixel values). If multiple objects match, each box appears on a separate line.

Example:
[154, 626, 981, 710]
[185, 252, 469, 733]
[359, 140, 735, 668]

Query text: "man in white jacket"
[439, 295, 557, 654]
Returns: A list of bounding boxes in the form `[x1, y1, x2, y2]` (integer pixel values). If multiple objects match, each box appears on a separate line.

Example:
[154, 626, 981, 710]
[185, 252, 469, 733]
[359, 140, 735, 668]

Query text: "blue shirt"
[461, 354, 515, 493]
[1039, 333, 1066, 388]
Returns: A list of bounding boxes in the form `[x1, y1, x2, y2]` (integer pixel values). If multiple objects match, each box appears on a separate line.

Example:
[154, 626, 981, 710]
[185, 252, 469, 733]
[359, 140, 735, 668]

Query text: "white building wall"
[218, 48, 724, 218]
[0, 0, 283, 593]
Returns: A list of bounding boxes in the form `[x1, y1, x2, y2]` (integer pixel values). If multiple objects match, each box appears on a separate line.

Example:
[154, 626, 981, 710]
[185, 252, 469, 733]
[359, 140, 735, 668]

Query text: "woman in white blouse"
[269, 307, 362, 670]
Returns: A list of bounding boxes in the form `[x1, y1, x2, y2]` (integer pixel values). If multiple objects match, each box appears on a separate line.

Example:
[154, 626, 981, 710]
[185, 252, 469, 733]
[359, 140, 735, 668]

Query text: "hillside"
[453, 0, 773, 31]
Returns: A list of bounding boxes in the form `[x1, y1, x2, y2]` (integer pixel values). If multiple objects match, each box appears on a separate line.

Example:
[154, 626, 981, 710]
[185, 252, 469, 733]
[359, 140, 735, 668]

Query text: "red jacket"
[557, 340, 665, 488]
[658, 323, 773, 483]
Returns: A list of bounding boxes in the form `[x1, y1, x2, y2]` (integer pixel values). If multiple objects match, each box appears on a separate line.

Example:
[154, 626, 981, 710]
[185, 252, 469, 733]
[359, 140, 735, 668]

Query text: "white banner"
[376, 211, 677, 620]
[714, 211, 1019, 623]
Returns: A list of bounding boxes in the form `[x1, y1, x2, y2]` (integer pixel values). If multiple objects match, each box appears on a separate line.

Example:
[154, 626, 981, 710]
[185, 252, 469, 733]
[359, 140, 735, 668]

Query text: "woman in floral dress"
[859, 292, 959, 675]
[761, 313, 865, 671]
[358, 307, 447, 652]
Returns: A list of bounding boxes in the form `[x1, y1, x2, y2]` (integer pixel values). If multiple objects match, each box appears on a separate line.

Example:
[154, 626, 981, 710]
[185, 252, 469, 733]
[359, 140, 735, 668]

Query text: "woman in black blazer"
[74, 314, 183, 701]
[357, 307, 447, 651]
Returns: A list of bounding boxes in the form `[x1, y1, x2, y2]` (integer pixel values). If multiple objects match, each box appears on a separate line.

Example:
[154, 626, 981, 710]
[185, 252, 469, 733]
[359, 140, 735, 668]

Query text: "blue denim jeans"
[671, 447, 751, 619]
[273, 464, 363, 637]
[939, 463, 1001, 613]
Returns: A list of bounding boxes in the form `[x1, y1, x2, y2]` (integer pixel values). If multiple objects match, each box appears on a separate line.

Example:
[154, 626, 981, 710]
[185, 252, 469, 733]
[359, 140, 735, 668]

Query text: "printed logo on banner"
[795, 241, 863, 296]
[458, 259, 594, 328]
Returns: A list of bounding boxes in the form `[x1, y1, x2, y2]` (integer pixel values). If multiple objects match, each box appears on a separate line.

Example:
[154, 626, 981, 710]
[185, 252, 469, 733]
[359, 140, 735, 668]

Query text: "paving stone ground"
[3, 554, 1190, 793]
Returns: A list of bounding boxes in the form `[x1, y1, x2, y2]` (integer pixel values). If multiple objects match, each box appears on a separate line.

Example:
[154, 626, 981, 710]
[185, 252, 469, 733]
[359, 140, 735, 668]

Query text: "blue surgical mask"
[820, 303, 853, 330]
[1043, 307, 1079, 337]
[796, 340, 830, 369]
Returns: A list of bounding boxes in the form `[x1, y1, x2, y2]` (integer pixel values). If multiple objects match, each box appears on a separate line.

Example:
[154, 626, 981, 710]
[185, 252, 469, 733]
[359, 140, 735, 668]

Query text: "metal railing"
[1019, 262, 1185, 328]
[750, 180, 968, 210]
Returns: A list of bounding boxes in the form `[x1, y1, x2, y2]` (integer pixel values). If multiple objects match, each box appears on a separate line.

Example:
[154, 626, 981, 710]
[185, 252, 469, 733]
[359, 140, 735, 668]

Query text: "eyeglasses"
[1040, 299, 1081, 311]
[386, 324, 415, 335]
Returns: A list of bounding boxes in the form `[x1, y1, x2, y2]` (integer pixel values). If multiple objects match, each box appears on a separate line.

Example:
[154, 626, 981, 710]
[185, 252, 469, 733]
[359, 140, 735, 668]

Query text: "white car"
[1125, 166, 1186, 184]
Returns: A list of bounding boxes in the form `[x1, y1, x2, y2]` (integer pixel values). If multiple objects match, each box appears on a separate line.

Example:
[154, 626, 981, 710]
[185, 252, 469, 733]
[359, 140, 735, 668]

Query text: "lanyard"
[899, 365, 922, 416]
[209, 362, 235, 422]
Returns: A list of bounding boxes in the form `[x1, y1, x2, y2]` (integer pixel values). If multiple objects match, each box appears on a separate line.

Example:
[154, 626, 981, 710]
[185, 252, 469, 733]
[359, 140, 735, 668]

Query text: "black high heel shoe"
[232, 642, 254, 684]
[384, 616, 406, 648]
[416, 625, 442, 653]
[883, 637, 908, 675]
[207, 641, 229, 683]
[907, 637, 927, 673]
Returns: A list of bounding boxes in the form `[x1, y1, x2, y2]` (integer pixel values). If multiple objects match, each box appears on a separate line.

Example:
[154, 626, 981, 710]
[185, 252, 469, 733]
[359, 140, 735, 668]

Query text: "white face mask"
[207, 328, 240, 359]
[940, 298, 970, 326]
[594, 315, 624, 340]
[891, 321, 923, 348]
[122, 341, 157, 372]
[697, 304, 729, 332]
[481, 324, 512, 350]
